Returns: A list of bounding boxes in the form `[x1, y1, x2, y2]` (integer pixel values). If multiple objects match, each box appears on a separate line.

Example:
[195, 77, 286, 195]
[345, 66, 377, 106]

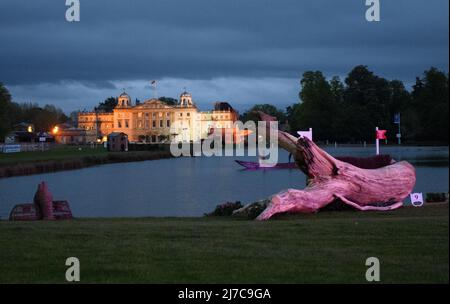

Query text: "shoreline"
[1, 143, 448, 179]
[0, 150, 173, 179]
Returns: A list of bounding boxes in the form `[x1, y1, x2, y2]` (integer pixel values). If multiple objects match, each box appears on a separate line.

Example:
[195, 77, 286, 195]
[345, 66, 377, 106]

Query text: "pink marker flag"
[376, 129, 387, 140]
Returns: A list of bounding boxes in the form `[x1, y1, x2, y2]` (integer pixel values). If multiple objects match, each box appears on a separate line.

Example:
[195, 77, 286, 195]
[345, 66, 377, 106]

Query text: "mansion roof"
[134, 98, 196, 110]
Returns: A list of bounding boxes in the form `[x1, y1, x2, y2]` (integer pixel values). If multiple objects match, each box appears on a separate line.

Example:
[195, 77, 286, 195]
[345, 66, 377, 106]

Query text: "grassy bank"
[0, 145, 172, 178]
[0, 204, 447, 283]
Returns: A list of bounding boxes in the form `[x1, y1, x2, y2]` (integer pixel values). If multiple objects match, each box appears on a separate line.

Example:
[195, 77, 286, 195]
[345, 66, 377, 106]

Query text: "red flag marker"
[375, 127, 387, 155]
[376, 129, 387, 140]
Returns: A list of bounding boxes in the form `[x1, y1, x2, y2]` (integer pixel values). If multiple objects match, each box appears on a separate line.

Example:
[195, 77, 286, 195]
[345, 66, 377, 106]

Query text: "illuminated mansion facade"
[78, 91, 239, 143]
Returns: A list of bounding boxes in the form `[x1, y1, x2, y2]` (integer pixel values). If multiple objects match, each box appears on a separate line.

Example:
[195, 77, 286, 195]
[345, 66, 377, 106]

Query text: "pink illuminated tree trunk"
[250, 112, 416, 220]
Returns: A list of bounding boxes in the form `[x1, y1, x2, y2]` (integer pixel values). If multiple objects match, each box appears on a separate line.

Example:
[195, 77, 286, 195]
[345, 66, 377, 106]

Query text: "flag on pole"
[297, 128, 313, 141]
[150, 80, 157, 98]
[375, 129, 387, 140]
[394, 113, 400, 124]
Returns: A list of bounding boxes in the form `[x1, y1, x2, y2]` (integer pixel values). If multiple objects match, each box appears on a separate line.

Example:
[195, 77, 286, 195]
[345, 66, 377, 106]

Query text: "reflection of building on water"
[78, 91, 239, 143]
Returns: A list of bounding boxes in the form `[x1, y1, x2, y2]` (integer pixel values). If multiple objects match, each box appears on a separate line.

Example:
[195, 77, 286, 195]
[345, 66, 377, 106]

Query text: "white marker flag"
[297, 128, 313, 141]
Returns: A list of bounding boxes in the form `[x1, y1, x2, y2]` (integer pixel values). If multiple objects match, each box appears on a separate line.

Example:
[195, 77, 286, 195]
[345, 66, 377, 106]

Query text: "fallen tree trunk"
[241, 112, 416, 220]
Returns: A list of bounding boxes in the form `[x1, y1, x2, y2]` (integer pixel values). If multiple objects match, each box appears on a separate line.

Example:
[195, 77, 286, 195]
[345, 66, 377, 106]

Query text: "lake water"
[0, 146, 448, 219]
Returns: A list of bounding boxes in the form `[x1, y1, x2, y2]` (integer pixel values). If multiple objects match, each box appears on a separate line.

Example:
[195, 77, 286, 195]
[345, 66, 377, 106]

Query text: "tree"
[289, 71, 336, 141]
[96, 97, 118, 112]
[343, 65, 391, 142]
[240, 104, 286, 123]
[411, 67, 449, 143]
[330, 76, 345, 104]
[159, 97, 178, 105]
[0, 83, 13, 140]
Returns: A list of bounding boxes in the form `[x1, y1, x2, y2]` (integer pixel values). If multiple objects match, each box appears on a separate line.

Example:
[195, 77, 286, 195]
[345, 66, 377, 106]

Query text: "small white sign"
[410, 193, 424, 207]
[39, 137, 46, 142]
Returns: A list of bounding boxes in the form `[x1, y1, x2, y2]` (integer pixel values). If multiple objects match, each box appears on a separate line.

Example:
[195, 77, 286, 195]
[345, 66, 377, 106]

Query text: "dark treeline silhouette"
[241, 66, 449, 144]
[1, 65, 448, 144]
[0, 83, 68, 139]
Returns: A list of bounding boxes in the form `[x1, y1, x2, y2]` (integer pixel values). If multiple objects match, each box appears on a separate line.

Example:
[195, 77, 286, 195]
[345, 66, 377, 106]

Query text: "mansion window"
[187, 113, 190, 117]
[125, 120, 129, 128]
[145, 120, 149, 129]
[138, 121, 143, 128]
[117, 120, 122, 128]
[166, 120, 170, 127]
[179, 113, 183, 117]
[152, 113, 156, 118]
[159, 120, 163, 128]
[152, 120, 156, 128]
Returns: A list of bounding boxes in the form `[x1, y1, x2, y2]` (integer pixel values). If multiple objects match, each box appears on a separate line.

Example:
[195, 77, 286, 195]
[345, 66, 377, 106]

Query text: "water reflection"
[0, 146, 448, 218]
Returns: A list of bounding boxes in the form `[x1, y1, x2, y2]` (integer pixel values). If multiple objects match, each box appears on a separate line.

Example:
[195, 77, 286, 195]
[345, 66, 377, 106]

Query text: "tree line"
[241, 66, 449, 144]
[0, 84, 69, 139]
[1, 65, 448, 144]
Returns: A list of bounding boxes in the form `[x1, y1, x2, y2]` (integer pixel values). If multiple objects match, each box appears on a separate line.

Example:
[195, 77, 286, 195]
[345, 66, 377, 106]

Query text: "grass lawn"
[0, 204, 448, 283]
[0, 145, 108, 166]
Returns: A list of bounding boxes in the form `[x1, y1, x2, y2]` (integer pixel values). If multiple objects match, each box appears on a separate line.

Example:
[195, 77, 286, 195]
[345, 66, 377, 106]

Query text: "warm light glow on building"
[27, 126, 33, 132]
[77, 91, 239, 143]
[52, 126, 59, 134]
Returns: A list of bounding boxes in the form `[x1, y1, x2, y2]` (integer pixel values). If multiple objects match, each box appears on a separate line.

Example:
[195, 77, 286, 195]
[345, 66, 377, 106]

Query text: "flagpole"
[398, 113, 401, 145]
[376, 127, 379, 155]
[151, 80, 157, 99]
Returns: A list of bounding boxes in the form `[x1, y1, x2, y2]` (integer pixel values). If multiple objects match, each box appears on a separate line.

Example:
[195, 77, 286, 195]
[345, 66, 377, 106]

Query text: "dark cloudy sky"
[0, 0, 448, 113]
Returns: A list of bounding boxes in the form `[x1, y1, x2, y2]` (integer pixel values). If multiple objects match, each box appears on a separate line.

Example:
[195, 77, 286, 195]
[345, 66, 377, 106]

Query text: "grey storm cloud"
[0, 0, 448, 112]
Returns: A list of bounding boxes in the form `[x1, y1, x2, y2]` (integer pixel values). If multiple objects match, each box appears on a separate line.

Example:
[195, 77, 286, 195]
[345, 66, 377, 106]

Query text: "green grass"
[0, 145, 108, 166]
[0, 204, 448, 283]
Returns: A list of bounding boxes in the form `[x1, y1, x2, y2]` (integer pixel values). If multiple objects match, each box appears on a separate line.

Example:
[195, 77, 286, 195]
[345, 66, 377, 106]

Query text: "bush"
[206, 201, 243, 216]
[426, 193, 449, 203]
